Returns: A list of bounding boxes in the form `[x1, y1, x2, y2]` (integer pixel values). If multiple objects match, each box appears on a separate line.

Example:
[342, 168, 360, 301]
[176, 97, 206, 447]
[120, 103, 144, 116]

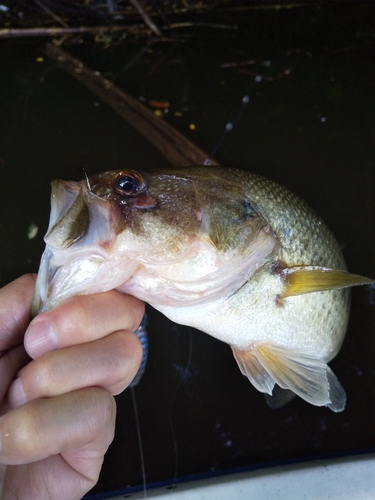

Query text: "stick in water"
[46, 42, 219, 168]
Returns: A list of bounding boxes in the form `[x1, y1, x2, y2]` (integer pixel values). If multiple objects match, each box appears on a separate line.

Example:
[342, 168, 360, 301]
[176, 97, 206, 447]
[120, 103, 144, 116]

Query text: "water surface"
[1, 3, 375, 498]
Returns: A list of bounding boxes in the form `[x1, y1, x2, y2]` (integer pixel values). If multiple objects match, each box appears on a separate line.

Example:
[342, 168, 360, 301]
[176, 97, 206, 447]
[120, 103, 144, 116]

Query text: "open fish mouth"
[31, 177, 136, 315]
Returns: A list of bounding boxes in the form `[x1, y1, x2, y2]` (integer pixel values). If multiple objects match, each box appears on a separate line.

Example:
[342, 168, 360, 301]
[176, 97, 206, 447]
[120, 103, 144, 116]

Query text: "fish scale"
[236, 172, 345, 268]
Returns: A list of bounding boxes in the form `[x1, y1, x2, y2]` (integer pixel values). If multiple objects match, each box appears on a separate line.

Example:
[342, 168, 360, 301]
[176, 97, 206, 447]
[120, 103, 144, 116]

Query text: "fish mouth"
[31, 243, 111, 316]
[32, 178, 100, 315]
[31, 178, 135, 316]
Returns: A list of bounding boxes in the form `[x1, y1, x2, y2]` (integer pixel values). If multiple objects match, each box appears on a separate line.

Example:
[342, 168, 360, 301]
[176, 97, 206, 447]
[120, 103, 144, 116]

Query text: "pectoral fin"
[275, 263, 374, 299]
[232, 343, 346, 412]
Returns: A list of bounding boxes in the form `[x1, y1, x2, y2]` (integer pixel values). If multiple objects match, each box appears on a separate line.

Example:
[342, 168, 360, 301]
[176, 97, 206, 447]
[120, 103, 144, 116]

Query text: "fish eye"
[114, 170, 147, 197]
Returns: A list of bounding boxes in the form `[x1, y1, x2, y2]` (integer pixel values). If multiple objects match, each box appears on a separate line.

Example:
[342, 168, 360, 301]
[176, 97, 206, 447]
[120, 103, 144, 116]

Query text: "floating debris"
[27, 223, 38, 240]
[149, 100, 170, 109]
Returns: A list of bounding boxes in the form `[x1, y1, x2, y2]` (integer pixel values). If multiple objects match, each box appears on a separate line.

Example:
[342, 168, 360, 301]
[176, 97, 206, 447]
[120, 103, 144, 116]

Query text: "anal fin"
[232, 346, 275, 395]
[232, 343, 346, 412]
[274, 263, 374, 299]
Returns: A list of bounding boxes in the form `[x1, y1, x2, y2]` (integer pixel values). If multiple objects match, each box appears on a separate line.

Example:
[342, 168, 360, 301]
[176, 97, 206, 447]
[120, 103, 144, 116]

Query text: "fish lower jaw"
[34, 246, 140, 313]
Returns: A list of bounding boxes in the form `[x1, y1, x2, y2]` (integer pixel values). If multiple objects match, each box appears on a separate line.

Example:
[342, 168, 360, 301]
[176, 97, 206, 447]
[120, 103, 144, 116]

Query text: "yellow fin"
[232, 343, 346, 412]
[256, 344, 346, 412]
[275, 264, 374, 299]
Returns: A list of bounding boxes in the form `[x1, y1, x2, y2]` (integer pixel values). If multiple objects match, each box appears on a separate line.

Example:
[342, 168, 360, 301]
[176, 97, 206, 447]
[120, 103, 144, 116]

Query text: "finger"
[0, 345, 30, 407]
[8, 330, 142, 408]
[25, 290, 145, 359]
[0, 274, 36, 351]
[0, 387, 116, 466]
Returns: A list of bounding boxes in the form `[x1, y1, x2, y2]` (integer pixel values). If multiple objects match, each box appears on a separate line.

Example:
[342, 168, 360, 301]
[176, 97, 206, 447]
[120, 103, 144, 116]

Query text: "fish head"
[32, 167, 278, 315]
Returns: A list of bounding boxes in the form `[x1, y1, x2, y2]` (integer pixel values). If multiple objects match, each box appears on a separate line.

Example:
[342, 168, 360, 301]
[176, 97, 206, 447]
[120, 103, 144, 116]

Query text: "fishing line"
[129, 314, 149, 498]
[130, 386, 147, 499]
[167, 326, 194, 493]
[123, 58, 269, 497]
[77, 167, 92, 192]
[205, 60, 271, 165]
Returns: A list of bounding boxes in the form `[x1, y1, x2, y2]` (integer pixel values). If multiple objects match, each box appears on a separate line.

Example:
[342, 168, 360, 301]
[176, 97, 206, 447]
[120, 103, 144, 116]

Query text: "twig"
[0, 25, 143, 39]
[237, 68, 291, 81]
[169, 22, 238, 30]
[34, 0, 69, 29]
[129, 0, 162, 36]
[0, 21, 238, 39]
[220, 59, 258, 69]
[46, 43, 219, 168]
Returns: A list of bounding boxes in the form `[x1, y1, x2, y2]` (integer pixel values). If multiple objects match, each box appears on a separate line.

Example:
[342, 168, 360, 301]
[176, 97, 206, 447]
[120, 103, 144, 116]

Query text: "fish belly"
[154, 269, 349, 358]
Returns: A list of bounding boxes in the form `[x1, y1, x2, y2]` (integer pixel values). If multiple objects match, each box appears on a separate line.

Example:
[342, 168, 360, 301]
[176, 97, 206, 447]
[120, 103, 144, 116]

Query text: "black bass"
[32, 167, 373, 412]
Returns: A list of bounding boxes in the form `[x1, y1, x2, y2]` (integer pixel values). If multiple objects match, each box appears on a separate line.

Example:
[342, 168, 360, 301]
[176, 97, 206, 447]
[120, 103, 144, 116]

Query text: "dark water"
[1, 3, 375, 498]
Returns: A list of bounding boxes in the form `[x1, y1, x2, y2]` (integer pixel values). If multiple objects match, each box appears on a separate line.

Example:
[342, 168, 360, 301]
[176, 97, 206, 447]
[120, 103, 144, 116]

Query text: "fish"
[32, 166, 374, 412]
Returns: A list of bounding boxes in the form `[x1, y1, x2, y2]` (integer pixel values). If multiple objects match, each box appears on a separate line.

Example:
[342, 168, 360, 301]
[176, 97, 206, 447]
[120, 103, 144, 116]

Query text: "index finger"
[0, 274, 36, 351]
[25, 291, 145, 359]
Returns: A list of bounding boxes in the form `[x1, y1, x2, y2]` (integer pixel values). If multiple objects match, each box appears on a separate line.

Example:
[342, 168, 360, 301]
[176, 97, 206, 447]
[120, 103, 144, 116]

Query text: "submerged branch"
[46, 43, 218, 168]
[0, 21, 237, 39]
[129, 0, 162, 36]
[34, 0, 70, 29]
[0, 25, 143, 38]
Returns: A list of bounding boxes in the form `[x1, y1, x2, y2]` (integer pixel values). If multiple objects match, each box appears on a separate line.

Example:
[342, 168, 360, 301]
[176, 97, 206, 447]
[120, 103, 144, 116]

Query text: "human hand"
[0, 274, 144, 500]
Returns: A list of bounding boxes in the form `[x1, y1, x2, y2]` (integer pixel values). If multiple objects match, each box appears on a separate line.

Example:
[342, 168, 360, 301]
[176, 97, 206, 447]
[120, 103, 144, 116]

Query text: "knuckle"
[84, 387, 116, 429]
[33, 356, 56, 395]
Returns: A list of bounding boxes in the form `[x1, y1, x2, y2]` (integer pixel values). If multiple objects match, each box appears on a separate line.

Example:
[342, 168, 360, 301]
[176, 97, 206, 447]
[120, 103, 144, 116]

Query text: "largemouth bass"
[32, 167, 373, 412]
